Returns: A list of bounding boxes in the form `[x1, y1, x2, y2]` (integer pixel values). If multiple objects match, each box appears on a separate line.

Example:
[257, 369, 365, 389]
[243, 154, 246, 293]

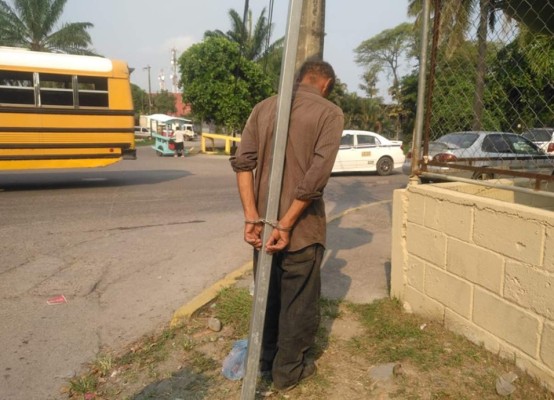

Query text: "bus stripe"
[0, 107, 134, 116]
[0, 127, 134, 133]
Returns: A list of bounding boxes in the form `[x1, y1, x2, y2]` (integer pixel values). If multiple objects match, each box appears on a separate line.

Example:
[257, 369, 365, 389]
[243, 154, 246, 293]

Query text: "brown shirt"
[230, 83, 344, 251]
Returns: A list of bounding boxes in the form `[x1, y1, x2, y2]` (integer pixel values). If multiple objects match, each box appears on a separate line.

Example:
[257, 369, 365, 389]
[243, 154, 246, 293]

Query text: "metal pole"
[143, 65, 152, 114]
[410, 0, 431, 176]
[240, 0, 303, 398]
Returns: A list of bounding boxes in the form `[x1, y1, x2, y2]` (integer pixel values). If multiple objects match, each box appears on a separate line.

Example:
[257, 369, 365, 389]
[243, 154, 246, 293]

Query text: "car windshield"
[436, 133, 479, 149]
[522, 130, 551, 142]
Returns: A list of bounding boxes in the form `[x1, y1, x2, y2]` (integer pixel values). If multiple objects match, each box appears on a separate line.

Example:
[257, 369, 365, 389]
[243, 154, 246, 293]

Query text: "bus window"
[0, 70, 35, 105]
[39, 73, 74, 107]
[77, 76, 109, 107]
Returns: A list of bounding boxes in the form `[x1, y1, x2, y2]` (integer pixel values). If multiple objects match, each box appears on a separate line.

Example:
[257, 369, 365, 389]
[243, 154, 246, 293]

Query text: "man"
[173, 128, 185, 157]
[230, 60, 344, 391]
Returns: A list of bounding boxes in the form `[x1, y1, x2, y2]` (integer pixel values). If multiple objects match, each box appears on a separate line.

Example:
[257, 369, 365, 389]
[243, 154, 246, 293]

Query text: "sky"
[62, 0, 412, 98]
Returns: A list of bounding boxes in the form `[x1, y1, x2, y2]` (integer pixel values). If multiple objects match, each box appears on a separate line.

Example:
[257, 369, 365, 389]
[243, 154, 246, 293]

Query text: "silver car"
[403, 131, 554, 179]
[522, 128, 554, 154]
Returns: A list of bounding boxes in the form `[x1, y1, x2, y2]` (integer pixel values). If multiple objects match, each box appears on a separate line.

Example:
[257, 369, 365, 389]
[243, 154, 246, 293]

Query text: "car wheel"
[376, 157, 393, 176]
[472, 171, 494, 180]
[157, 147, 164, 157]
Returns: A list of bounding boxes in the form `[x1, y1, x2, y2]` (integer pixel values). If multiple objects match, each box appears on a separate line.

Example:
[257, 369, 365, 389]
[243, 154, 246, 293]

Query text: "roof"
[147, 114, 191, 123]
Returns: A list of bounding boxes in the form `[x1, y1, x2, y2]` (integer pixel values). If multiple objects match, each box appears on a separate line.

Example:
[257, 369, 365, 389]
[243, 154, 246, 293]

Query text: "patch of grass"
[68, 375, 97, 396]
[69, 288, 554, 400]
[189, 350, 218, 374]
[214, 287, 252, 337]
[93, 354, 114, 377]
[320, 297, 341, 319]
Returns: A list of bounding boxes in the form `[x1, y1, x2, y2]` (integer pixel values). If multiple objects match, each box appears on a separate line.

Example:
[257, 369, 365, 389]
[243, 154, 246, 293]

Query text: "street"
[0, 145, 408, 399]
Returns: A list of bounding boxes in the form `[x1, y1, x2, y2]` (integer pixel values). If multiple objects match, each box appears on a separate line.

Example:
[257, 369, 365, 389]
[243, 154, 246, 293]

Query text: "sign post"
[240, 1, 304, 399]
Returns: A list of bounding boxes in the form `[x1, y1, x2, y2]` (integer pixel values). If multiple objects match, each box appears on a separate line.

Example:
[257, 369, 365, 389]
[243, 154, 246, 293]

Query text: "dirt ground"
[66, 287, 554, 400]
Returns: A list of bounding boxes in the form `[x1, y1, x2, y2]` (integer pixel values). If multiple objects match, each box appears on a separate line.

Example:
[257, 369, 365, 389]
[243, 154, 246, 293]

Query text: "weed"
[93, 354, 114, 377]
[68, 374, 97, 396]
[181, 334, 195, 352]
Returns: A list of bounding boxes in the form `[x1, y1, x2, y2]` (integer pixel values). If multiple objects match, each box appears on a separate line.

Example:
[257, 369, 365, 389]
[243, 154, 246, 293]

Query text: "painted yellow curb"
[170, 261, 253, 327]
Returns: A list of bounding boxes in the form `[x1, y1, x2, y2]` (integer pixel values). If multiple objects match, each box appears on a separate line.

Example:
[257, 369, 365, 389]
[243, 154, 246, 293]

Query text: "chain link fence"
[409, 0, 554, 196]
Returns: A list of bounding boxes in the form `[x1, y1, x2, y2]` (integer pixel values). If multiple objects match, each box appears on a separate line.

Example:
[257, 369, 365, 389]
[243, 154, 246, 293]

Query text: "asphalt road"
[0, 144, 408, 400]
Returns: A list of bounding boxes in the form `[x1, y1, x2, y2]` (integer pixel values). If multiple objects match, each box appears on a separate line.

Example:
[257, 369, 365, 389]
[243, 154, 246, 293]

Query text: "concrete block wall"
[391, 182, 554, 391]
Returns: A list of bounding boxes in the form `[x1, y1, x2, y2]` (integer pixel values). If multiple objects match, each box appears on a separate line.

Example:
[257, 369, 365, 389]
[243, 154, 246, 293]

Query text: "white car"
[332, 130, 405, 176]
[522, 128, 554, 154]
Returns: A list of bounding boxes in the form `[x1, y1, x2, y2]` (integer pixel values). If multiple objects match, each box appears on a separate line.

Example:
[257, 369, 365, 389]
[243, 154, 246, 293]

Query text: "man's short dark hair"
[297, 60, 336, 94]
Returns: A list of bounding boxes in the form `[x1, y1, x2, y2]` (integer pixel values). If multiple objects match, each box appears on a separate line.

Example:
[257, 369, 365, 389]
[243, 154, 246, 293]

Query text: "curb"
[170, 200, 393, 327]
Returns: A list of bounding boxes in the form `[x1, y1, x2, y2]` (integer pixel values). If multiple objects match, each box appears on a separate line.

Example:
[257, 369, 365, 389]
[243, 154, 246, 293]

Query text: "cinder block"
[406, 223, 447, 267]
[407, 193, 425, 225]
[544, 226, 554, 273]
[504, 261, 554, 319]
[403, 285, 444, 320]
[425, 265, 472, 318]
[447, 238, 504, 294]
[424, 198, 472, 241]
[540, 322, 554, 370]
[406, 254, 425, 292]
[444, 308, 500, 354]
[473, 209, 543, 265]
[473, 287, 540, 357]
[515, 351, 554, 393]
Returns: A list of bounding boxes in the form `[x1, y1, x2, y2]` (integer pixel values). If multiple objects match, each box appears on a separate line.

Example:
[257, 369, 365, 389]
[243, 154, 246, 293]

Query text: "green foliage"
[179, 36, 273, 131]
[214, 286, 252, 337]
[355, 22, 416, 96]
[329, 86, 388, 133]
[490, 35, 554, 130]
[152, 90, 176, 115]
[0, 0, 95, 54]
[131, 84, 149, 117]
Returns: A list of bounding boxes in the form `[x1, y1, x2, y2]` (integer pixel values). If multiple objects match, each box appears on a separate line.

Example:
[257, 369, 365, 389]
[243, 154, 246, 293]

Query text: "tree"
[131, 84, 148, 118]
[0, 0, 95, 54]
[408, 0, 505, 130]
[355, 22, 415, 138]
[204, 7, 282, 62]
[490, 33, 554, 130]
[355, 23, 415, 99]
[204, 7, 283, 92]
[152, 90, 176, 115]
[178, 36, 273, 132]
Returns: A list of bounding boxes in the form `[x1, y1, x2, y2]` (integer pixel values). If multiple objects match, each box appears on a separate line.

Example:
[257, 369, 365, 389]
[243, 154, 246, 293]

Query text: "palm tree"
[0, 0, 95, 55]
[408, 0, 503, 130]
[204, 7, 282, 62]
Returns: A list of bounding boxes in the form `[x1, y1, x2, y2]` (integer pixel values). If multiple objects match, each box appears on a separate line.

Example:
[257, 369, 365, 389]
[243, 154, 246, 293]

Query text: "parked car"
[522, 127, 554, 154]
[332, 130, 405, 176]
[402, 131, 554, 179]
[134, 126, 151, 138]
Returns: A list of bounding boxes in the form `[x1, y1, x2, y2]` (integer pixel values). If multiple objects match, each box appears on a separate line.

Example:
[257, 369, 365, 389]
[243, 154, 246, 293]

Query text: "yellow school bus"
[0, 47, 136, 170]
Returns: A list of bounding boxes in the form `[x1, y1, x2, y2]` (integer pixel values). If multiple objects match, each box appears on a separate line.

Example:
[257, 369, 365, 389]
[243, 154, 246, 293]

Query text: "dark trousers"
[254, 244, 323, 388]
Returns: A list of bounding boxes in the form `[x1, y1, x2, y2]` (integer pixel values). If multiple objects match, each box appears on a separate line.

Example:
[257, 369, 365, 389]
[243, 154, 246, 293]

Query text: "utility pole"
[143, 65, 152, 114]
[295, 0, 325, 71]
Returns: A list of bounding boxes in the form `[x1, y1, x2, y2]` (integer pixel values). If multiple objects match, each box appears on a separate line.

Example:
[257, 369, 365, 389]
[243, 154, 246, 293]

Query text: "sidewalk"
[171, 200, 393, 325]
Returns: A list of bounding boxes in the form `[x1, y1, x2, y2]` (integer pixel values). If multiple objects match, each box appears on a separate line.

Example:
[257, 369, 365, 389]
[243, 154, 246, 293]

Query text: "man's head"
[297, 60, 336, 98]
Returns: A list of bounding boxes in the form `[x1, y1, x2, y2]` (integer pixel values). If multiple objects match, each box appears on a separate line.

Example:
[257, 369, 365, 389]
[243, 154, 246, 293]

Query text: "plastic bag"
[221, 339, 248, 380]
